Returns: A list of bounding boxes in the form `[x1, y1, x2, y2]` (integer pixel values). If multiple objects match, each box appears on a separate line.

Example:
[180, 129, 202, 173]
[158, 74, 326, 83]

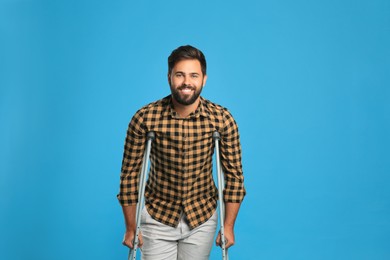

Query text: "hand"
[122, 229, 143, 249]
[215, 226, 235, 249]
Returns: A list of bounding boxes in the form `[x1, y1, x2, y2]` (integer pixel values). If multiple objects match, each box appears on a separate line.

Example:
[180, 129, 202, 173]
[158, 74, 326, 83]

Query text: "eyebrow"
[174, 71, 200, 75]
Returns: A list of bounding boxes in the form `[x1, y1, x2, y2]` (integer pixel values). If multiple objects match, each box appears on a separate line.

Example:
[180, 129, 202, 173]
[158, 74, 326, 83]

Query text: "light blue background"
[1, 0, 389, 259]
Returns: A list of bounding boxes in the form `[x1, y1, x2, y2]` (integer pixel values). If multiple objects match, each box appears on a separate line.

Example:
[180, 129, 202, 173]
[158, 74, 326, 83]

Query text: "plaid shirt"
[117, 95, 246, 229]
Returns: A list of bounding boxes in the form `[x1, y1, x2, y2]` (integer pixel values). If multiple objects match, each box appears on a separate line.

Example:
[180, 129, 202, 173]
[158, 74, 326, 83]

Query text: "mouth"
[178, 86, 194, 95]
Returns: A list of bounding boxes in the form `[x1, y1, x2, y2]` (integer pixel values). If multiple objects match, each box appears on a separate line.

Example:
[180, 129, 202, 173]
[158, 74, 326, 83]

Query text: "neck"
[171, 97, 200, 118]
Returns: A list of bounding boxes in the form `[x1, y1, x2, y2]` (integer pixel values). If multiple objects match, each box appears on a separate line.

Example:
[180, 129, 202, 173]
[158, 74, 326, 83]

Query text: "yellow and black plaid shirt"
[117, 95, 246, 229]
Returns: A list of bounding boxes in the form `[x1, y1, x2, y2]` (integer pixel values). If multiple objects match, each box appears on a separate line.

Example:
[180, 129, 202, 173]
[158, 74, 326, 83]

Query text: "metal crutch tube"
[213, 131, 229, 260]
[128, 131, 155, 260]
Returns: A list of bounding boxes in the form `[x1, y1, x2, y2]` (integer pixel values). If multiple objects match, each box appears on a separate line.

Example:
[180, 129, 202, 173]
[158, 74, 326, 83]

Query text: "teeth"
[181, 87, 193, 92]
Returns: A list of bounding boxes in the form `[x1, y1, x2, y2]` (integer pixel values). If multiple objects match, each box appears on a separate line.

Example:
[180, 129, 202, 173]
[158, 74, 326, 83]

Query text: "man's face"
[168, 59, 207, 106]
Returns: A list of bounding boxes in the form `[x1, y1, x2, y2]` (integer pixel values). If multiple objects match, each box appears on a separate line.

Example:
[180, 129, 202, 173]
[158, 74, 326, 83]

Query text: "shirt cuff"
[117, 193, 139, 206]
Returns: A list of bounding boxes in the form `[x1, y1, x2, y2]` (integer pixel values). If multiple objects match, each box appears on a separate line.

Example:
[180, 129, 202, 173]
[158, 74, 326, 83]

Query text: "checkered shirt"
[117, 95, 246, 229]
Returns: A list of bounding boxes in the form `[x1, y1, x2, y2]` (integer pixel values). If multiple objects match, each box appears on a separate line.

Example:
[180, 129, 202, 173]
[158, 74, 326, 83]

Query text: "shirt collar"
[161, 95, 210, 119]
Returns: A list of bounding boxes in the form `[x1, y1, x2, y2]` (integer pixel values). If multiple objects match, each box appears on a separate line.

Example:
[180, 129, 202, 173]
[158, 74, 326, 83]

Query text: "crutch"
[213, 131, 229, 260]
[128, 131, 155, 260]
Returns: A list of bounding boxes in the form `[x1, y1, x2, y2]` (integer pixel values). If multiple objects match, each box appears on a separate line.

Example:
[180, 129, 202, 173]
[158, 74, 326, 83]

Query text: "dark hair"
[168, 45, 207, 75]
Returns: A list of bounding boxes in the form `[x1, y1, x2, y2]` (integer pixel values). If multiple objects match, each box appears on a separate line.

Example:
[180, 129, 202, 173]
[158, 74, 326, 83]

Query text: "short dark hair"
[168, 45, 207, 76]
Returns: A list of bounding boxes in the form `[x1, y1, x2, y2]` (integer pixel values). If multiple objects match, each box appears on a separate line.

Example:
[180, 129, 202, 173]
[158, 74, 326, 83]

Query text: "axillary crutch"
[128, 131, 155, 260]
[213, 131, 229, 260]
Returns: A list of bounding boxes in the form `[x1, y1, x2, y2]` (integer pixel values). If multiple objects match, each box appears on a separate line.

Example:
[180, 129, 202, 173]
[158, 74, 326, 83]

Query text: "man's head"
[168, 45, 208, 106]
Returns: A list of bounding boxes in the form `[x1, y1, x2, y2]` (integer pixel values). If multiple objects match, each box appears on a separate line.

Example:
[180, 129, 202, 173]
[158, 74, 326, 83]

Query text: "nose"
[183, 75, 191, 85]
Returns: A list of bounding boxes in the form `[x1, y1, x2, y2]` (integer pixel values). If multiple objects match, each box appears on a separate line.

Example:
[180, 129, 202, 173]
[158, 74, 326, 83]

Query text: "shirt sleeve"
[117, 108, 147, 206]
[220, 109, 246, 203]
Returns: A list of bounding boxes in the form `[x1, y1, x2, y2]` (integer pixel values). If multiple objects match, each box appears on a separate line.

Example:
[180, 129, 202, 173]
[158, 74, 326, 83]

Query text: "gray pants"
[140, 208, 218, 260]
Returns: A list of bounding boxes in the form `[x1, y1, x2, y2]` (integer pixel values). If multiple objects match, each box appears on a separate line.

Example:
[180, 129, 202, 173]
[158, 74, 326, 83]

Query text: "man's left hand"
[215, 226, 235, 249]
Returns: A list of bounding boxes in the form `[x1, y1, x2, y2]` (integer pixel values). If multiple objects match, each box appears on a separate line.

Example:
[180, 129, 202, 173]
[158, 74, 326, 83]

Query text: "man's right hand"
[121, 205, 143, 249]
[122, 229, 143, 249]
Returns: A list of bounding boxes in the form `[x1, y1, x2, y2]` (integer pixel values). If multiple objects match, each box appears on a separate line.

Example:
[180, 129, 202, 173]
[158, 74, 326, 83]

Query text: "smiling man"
[118, 45, 246, 260]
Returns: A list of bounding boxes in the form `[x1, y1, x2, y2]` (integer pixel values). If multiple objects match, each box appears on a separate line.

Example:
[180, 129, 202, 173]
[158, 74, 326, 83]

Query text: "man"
[118, 45, 246, 260]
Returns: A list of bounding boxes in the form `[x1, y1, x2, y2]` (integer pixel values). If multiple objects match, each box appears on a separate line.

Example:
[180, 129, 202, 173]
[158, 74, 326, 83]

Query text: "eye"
[191, 74, 199, 78]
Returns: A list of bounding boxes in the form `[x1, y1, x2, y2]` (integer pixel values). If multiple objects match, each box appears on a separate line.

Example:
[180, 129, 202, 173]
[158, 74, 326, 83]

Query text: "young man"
[118, 45, 246, 260]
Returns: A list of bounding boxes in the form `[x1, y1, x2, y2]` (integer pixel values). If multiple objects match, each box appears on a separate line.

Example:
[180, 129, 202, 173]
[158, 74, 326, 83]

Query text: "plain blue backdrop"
[1, 0, 389, 259]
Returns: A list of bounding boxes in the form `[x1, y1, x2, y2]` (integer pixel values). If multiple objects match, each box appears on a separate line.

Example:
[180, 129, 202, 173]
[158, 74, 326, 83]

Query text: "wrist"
[224, 223, 234, 230]
[125, 222, 137, 232]
[126, 227, 136, 233]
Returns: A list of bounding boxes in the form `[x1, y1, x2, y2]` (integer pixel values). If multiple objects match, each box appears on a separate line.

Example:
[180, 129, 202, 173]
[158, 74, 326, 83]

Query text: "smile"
[179, 87, 194, 94]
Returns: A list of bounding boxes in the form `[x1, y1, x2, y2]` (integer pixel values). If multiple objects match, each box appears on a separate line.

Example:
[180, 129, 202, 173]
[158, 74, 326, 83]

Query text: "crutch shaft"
[213, 131, 229, 260]
[128, 132, 155, 260]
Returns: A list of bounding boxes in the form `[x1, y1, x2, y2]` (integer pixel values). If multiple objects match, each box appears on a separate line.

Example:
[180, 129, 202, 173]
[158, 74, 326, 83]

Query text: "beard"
[170, 83, 203, 106]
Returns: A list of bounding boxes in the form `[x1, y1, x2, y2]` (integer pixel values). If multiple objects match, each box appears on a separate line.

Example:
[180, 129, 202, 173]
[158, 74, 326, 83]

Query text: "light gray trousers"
[140, 207, 218, 260]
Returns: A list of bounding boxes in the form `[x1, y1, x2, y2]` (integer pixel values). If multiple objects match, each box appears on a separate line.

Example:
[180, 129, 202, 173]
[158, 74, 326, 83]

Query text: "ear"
[202, 75, 208, 87]
[167, 73, 171, 85]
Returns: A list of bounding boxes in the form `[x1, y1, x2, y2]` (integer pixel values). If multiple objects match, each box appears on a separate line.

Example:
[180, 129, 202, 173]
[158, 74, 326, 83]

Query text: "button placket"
[182, 119, 189, 192]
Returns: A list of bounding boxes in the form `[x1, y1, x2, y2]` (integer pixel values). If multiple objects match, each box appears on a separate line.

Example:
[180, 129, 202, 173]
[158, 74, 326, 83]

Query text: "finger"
[138, 232, 144, 248]
[122, 234, 135, 249]
[225, 239, 232, 249]
[215, 233, 221, 246]
[225, 238, 235, 249]
[122, 239, 134, 249]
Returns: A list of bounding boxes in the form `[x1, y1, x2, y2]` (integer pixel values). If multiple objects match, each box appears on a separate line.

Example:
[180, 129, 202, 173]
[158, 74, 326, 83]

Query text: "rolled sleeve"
[117, 109, 146, 206]
[220, 109, 246, 203]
